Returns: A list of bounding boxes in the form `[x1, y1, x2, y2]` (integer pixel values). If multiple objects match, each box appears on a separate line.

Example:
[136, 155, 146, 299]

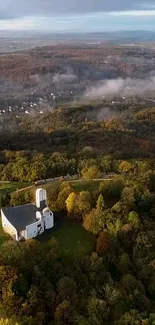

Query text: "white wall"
[1, 210, 18, 240]
[44, 211, 54, 229]
[36, 211, 42, 221]
[25, 219, 44, 240]
[36, 188, 47, 208]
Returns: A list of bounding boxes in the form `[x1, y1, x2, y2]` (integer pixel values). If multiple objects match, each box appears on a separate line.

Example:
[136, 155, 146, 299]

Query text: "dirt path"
[15, 185, 34, 193]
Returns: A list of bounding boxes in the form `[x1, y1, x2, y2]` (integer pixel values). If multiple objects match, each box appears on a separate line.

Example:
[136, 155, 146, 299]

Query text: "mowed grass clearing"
[43, 179, 101, 193]
[37, 180, 99, 256]
[0, 214, 96, 257]
[38, 213, 96, 258]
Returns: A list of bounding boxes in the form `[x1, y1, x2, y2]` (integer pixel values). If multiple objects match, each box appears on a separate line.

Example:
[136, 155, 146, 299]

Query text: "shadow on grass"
[38, 211, 96, 258]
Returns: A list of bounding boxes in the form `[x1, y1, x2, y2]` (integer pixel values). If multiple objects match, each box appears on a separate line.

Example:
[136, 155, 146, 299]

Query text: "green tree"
[104, 284, 121, 306]
[54, 300, 76, 325]
[0, 318, 21, 325]
[22, 286, 45, 316]
[12, 158, 30, 182]
[128, 211, 140, 229]
[24, 191, 33, 204]
[10, 192, 26, 207]
[121, 187, 135, 209]
[57, 277, 77, 303]
[118, 253, 131, 274]
[0, 240, 22, 267]
[0, 193, 10, 208]
[148, 274, 155, 298]
[87, 296, 108, 325]
[31, 154, 47, 181]
[100, 155, 113, 173]
[96, 194, 105, 212]
[114, 310, 142, 325]
[137, 190, 153, 213]
[99, 177, 124, 199]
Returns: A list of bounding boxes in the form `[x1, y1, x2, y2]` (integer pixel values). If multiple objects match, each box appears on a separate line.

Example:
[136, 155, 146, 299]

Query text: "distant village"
[1, 90, 155, 117]
[0, 90, 78, 116]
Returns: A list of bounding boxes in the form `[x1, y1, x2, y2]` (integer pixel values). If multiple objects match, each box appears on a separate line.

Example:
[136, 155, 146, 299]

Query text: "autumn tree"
[83, 208, 102, 235]
[66, 191, 91, 221]
[0, 318, 21, 325]
[96, 231, 110, 255]
[81, 165, 100, 180]
[56, 186, 73, 211]
[119, 161, 133, 174]
[75, 191, 91, 220]
[66, 192, 78, 218]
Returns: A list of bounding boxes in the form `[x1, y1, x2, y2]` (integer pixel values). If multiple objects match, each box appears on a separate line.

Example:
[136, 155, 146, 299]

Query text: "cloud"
[1, 12, 155, 31]
[0, 1, 155, 31]
[110, 10, 155, 16]
[141, 3, 155, 9]
[53, 73, 78, 84]
[0, 0, 154, 19]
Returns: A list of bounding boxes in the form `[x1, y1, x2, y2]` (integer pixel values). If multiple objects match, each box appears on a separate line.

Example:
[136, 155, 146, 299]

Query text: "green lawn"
[71, 180, 101, 192]
[0, 212, 95, 257]
[44, 179, 101, 193]
[0, 182, 32, 196]
[38, 213, 96, 258]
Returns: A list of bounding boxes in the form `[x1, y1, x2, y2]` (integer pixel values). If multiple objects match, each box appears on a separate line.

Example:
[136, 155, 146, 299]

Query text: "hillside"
[2, 40, 155, 325]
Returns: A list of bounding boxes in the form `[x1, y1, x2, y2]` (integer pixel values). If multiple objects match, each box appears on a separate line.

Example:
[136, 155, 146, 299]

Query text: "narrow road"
[13, 176, 115, 194]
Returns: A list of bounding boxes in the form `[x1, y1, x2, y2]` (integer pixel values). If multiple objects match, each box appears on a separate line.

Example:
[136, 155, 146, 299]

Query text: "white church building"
[1, 188, 54, 241]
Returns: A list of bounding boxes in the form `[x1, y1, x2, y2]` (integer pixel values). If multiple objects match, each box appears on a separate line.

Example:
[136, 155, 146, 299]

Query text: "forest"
[1, 101, 155, 185]
[1, 103, 155, 324]
[1, 43, 155, 324]
[1, 159, 155, 324]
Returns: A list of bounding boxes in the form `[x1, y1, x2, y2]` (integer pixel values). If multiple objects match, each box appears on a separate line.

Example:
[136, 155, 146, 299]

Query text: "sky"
[0, 0, 155, 32]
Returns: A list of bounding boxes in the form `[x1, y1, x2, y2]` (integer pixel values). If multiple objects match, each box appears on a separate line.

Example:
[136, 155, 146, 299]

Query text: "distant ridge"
[0, 30, 155, 43]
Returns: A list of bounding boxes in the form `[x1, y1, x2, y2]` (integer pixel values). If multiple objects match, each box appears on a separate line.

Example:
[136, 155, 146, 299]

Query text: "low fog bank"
[84, 76, 155, 99]
[96, 107, 118, 122]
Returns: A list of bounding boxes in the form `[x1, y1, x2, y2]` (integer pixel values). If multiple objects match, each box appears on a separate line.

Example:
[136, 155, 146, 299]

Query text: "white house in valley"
[1, 188, 54, 241]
